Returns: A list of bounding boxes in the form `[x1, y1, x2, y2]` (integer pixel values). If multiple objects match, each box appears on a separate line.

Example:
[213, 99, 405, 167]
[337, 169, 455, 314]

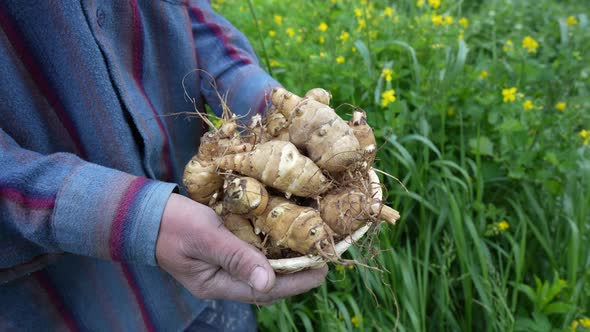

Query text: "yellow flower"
[354, 7, 363, 17]
[274, 15, 283, 25]
[339, 31, 350, 42]
[286, 27, 295, 37]
[459, 17, 469, 28]
[580, 318, 590, 328]
[268, 30, 276, 38]
[566, 16, 579, 26]
[579, 129, 590, 145]
[381, 89, 396, 107]
[381, 68, 393, 82]
[432, 15, 444, 26]
[351, 46, 357, 53]
[417, 0, 425, 8]
[502, 87, 518, 103]
[319, 36, 325, 44]
[572, 320, 581, 331]
[269, 59, 280, 67]
[522, 36, 539, 53]
[351, 315, 363, 328]
[428, 0, 441, 9]
[523, 100, 534, 111]
[296, 35, 303, 43]
[318, 22, 328, 32]
[503, 40, 513, 52]
[555, 102, 566, 112]
[479, 70, 489, 79]
[444, 16, 453, 25]
[335, 265, 345, 273]
[357, 19, 366, 30]
[384, 7, 393, 17]
[336, 56, 345, 64]
[498, 220, 510, 231]
[319, 52, 326, 58]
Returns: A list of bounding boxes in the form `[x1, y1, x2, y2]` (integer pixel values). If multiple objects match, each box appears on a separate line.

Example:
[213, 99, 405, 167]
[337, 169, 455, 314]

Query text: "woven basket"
[268, 169, 390, 273]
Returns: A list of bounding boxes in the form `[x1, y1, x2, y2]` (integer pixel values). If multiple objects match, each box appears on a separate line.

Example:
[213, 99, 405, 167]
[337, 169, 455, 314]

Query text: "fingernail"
[248, 266, 269, 292]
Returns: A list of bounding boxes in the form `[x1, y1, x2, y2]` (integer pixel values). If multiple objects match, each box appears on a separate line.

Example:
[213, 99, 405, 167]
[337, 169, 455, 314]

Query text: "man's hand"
[156, 193, 328, 305]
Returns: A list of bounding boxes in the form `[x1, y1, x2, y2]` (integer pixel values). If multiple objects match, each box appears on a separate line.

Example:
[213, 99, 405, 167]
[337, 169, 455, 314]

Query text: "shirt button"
[96, 9, 106, 27]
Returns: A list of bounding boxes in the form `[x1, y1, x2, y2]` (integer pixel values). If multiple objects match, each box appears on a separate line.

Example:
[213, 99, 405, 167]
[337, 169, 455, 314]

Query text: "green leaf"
[543, 302, 575, 315]
[398, 134, 441, 158]
[353, 40, 372, 78]
[515, 283, 537, 303]
[498, 118, 525, 133]
[468, 136, 494, 156]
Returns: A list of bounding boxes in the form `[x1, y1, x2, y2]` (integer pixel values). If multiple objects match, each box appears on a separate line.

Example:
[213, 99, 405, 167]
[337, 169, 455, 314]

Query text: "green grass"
[216, 0, 590, 330]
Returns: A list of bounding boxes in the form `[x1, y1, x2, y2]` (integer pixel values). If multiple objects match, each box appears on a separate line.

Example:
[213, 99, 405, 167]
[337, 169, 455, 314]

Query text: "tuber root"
[270, 87, 361, 174]
[304, 88, 332, 105]
[265, 111, 290, 141]
[319, 187, 400, 235]
[349, 110, 377, 170]
[223, 176, 269, 216]
[217, 140, 331, 198]
[183, 157, 223, 205]
[253, 197, 333, 255]
[223, 214, 263, 249]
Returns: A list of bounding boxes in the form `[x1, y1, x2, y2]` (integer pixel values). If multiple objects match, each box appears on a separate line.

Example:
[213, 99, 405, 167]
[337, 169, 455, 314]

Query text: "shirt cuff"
[52, 163, 176, 266]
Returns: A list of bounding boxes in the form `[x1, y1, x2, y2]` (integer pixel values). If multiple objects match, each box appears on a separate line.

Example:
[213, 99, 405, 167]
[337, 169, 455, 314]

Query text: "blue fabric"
[0, 0, 279, 330]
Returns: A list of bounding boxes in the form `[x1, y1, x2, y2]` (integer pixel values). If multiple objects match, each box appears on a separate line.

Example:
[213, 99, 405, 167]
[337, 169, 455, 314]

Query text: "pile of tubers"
[183, 87, 400, 265]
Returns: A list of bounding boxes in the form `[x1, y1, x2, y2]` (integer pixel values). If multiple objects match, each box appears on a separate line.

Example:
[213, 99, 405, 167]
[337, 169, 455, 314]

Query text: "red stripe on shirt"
[188, 6, 253, 66]
[130, 0, 174, 182]
[34, 271, 79, 332]
[109, 177, 148, 261]
[0, 6, 87, 159]
[0, 186, 55, 209]
[121, 264, 156, 332]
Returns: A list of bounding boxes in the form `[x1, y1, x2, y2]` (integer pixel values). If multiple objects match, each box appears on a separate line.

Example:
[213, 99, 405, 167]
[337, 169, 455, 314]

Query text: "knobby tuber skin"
[223, 176, 269, 216]
[217, 140, 331, 198]
[319, 187, 400, 235]
[254, 197, 332, 255]
[270, 87, 361, 174]
[318, 188, 367, 235]
[265, 111, 290, 141]
[304, 88, 332, 105]
[183, 157, 223, 205]
[222, 214, 263, 249]
[349, 110, 377, 169]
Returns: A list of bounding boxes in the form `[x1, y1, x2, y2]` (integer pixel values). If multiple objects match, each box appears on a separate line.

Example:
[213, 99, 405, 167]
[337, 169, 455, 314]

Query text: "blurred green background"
[216, 0, 590, 330]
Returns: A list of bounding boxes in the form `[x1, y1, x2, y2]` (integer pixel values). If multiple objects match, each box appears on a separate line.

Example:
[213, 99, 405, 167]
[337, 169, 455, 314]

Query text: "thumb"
[206, 226, 276, 293]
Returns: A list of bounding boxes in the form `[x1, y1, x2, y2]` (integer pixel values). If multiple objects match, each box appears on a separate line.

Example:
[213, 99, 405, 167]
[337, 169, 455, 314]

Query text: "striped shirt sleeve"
[0, 129, 175, 282]
[188, 0, 281, 119]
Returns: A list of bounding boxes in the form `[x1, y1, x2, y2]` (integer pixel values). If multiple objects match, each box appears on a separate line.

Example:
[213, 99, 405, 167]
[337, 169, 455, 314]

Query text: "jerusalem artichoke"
[217, 140, 331, 198]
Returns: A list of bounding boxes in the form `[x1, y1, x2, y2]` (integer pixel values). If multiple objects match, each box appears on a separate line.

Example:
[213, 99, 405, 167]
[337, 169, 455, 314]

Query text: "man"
[0, 1, 327, 330]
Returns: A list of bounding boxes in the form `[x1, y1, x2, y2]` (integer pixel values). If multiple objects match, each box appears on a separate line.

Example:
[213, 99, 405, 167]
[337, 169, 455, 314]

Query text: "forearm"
[0, 129, 175, 282]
